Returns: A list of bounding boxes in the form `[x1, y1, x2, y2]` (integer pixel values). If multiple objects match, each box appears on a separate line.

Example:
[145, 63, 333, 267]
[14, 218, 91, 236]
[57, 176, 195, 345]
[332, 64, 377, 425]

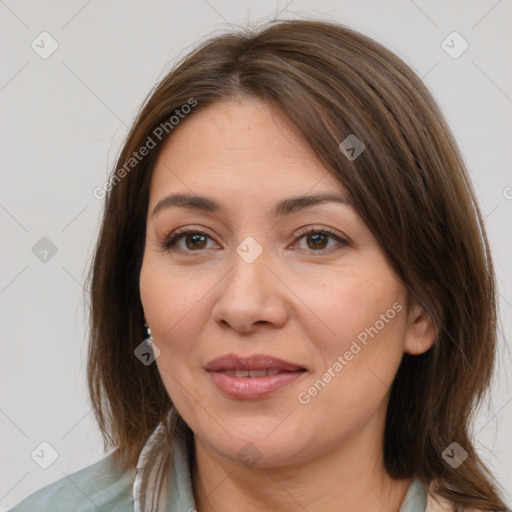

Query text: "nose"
[212, 247, 289, 334]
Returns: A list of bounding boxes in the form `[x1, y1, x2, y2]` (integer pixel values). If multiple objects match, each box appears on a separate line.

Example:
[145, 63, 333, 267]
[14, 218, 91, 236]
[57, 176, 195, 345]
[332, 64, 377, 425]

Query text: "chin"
[197, 425, 307, 469]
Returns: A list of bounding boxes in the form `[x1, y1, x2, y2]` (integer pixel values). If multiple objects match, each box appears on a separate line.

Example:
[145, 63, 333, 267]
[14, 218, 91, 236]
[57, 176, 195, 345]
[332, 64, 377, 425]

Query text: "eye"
[156, 227, 218, 252]
[157, 226, 349, 254]
[292, 227, 350, 253]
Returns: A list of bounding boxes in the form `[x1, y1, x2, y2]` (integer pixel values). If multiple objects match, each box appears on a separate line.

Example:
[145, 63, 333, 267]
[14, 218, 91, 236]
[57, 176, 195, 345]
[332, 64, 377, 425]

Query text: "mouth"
[216, 368, 306, 378]
[205, 354, 308, 399]
[205, 353, 307, 373]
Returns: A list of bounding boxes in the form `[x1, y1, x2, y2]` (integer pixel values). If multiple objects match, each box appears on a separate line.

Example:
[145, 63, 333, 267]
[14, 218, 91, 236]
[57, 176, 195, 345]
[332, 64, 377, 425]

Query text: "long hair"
[85, 18, 508, 510]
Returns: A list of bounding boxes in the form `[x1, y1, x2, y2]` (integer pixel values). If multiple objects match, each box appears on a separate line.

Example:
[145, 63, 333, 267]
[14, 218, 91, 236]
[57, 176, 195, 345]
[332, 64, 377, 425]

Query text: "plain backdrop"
[0, 0, 511, 509]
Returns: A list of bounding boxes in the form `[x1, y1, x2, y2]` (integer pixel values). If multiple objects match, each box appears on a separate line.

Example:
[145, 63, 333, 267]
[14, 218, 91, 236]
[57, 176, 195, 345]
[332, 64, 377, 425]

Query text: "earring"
[144, 320, 153, 346]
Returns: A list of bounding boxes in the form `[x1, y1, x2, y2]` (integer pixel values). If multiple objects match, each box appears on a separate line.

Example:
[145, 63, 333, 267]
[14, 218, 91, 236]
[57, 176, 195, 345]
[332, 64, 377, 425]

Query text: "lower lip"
[208, 370, 306, 399]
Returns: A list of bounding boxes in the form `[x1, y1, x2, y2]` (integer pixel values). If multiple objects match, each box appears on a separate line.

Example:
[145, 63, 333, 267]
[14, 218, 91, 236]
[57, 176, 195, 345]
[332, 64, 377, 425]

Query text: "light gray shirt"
[9, 435, 427, 511]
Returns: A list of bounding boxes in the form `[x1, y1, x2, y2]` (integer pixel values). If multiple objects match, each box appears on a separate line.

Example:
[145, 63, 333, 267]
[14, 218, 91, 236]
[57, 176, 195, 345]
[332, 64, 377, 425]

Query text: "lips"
[219, 368, 282, 377]
[205, 354, 306, 373]
[205, 354, 307, 399]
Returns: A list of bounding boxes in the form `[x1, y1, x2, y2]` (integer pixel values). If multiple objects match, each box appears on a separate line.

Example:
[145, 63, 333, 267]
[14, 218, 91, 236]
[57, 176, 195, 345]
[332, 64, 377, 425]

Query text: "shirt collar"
[399, 478, 428, 511]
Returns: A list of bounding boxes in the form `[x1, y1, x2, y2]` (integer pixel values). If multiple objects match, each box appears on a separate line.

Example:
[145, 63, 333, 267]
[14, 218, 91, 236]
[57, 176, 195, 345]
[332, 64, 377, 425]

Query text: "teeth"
[249, 369, 267, 377]
[220, 369, 284, 377]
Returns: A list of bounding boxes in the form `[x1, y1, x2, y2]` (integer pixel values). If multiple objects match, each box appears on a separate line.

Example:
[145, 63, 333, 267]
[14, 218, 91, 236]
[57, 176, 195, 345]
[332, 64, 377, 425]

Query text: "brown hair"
[86, 18, 508, 510]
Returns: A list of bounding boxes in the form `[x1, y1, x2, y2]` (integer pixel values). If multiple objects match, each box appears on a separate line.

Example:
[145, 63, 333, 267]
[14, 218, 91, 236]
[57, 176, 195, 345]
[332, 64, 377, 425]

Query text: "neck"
[191, 422, 412, 512]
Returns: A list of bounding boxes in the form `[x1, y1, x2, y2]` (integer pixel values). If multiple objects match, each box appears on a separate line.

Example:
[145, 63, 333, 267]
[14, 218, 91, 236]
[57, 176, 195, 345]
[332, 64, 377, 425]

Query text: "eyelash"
[156, 226, 350, 254]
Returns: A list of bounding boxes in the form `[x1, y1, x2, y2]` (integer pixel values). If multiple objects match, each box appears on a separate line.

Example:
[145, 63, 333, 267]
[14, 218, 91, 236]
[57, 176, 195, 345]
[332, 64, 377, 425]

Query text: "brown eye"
[183, 233, 208, 250]
[159, 229, 215, 252]
[305, 232, 329, 250]
[294, 228, 350, 253]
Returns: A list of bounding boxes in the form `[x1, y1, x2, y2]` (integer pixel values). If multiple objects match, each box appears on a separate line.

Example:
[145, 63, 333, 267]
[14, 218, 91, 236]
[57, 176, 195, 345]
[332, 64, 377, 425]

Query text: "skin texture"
[139, 96, 437, 512]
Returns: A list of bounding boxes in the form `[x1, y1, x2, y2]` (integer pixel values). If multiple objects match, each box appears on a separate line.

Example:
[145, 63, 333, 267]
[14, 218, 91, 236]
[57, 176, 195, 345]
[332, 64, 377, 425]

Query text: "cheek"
[301, 270, 407, 367]
[295, 277, 407, 433]
[142, 269, 211, 405]
[140, 260, 211, 349]
[139, 262, 220, 411]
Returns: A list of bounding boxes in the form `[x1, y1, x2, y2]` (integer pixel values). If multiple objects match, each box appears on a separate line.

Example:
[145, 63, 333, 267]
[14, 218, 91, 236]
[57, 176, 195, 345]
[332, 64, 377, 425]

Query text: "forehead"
[149, 98, 345, 201]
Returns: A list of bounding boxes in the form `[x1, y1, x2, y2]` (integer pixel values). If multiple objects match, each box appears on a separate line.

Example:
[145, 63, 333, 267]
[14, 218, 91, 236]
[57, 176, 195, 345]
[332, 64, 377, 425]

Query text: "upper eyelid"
[167, 225, 345, 239]
[162, 225, 350, 250]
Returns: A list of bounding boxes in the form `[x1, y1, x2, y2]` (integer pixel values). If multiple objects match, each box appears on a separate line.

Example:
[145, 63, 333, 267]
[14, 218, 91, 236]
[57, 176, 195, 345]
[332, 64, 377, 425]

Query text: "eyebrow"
[151, 192, 351, 218]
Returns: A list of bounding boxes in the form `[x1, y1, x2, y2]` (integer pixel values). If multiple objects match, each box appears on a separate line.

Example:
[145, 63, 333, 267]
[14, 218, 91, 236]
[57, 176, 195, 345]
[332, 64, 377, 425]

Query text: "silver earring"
[145, 326, 153, 346]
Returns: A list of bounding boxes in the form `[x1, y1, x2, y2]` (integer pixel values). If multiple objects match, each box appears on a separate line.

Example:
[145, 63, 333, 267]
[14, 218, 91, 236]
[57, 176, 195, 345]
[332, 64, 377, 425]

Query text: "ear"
[404, 299, 438, 355]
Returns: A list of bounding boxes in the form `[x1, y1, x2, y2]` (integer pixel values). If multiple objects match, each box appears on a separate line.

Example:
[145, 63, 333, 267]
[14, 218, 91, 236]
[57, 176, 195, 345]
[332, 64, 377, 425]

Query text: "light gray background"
[1, 0, 511, 509]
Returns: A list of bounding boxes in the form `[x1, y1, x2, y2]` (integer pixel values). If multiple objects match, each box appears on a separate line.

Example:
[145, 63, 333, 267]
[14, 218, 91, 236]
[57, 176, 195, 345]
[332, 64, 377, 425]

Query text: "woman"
[10, 18, 509, 512]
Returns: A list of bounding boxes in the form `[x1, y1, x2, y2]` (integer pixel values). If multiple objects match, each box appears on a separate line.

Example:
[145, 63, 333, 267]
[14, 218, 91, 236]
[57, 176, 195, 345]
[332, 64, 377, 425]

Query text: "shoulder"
[8, 453, 136, 512]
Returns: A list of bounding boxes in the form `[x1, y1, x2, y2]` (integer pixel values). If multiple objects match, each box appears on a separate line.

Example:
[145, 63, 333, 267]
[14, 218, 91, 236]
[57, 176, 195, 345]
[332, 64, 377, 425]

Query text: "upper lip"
[205, 354, 306, 372]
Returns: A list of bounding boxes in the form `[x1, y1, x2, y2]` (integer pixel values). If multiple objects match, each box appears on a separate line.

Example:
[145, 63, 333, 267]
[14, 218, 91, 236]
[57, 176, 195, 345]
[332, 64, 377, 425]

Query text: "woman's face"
[139, 97, 433, 467]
